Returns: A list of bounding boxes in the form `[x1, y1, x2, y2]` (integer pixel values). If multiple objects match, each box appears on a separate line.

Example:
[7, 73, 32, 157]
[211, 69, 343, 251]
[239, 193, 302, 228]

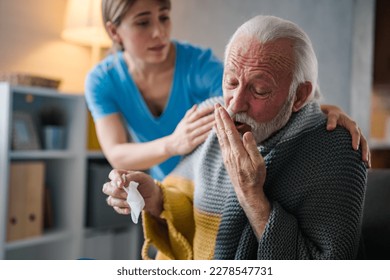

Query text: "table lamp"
[61, 0, 111, 66]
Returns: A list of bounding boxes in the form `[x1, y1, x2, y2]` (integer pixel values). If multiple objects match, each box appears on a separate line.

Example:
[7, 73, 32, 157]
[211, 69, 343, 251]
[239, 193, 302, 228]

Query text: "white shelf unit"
[0, 83, 87, 259]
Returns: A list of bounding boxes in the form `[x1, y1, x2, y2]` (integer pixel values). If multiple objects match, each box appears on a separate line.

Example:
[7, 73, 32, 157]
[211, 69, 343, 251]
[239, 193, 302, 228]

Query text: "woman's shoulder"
[174, 40, 216, 58]
[87, 52, 123, 79]
[173, 40, 223, 74]
[86, 52, 127, 89]
[85, 53, 125, 94]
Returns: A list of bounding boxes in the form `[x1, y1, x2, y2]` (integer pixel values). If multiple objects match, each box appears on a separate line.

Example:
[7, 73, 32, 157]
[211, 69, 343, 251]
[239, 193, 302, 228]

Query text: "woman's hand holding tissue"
[102, 169, 163, 219]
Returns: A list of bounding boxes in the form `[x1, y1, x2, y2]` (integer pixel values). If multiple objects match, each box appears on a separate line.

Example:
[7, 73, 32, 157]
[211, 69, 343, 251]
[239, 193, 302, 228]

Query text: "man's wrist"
[243, 195, 271, 239]
[146, 179, 164, 218]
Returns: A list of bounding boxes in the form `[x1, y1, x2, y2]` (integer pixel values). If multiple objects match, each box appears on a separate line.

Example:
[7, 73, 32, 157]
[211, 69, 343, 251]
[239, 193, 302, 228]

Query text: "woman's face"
[116, 0, 172, 64]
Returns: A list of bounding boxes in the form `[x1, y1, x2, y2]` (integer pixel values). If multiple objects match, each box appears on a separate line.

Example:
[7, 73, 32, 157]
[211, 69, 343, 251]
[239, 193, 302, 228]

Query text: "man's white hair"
[224, 15, 320, 102]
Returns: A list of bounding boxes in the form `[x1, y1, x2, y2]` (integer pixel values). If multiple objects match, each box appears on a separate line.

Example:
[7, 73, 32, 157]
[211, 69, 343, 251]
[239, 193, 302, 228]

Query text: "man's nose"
[229, 87, 248, 113]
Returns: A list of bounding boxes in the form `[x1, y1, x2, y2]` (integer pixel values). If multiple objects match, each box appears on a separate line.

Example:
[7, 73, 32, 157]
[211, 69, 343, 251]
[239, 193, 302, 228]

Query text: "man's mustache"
[226, 101, 236, 119]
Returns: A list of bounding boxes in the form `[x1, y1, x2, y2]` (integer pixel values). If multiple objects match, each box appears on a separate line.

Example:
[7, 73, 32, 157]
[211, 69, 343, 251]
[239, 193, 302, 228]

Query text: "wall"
[0, 0, 375, 135]
[0, 0, 90, 93]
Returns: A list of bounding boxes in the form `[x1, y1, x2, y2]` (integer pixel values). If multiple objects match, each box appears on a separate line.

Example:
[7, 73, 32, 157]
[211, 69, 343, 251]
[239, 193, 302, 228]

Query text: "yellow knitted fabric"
[142, 175, 222, 260]
[193, 208, 221, 259]
[142, 176, 194, 260]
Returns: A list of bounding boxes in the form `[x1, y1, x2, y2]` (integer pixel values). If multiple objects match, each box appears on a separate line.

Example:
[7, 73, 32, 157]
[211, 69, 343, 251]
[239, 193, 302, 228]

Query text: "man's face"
[223, 36, 296, 143]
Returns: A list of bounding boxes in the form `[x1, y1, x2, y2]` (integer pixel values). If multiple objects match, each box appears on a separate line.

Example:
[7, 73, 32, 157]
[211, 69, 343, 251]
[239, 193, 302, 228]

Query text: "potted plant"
[40, 107, 66, 150]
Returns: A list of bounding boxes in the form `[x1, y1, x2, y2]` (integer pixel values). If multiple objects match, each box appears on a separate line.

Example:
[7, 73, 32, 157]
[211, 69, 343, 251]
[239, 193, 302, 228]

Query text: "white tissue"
[123, 181, 145, 224]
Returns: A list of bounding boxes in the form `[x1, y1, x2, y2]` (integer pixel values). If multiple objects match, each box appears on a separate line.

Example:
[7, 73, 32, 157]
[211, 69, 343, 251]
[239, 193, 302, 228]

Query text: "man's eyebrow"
[225, 66, 237, 74]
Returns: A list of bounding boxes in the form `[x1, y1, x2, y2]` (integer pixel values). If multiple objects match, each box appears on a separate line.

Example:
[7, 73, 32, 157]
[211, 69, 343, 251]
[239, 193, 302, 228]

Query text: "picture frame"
[12, 111, 41, 150]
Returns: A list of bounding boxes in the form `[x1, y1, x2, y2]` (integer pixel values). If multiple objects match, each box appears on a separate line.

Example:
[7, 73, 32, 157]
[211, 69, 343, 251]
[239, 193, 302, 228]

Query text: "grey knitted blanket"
[212, 101, 367, 259]
[172, 99, 367, 259]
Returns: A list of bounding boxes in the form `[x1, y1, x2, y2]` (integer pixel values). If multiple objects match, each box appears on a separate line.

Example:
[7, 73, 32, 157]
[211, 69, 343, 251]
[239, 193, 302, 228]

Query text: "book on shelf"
[7, 161, 45, 242]
[43, 186, 54, 229]
[87, 111, 101, 151]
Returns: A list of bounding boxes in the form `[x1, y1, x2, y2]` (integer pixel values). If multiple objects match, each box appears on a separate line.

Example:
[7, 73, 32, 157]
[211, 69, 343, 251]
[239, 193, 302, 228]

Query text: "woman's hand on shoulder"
[321, 104, 371, 168]
[167, 104, 215, 155]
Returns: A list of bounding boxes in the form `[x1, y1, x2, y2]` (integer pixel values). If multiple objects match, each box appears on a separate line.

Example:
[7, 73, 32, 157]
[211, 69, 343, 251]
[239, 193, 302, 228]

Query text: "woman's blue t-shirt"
[85, 41, 223, 180]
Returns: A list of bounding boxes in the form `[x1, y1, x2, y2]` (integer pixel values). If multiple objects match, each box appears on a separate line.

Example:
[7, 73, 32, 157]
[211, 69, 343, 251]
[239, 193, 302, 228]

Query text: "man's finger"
[108, 169, 127, 183]
[214, 104, 230, 150]
[243, 132, 263, 167]
[103, 182, 127, 199]
[113, 206, 130, 215]
[217, 104, 246, 155]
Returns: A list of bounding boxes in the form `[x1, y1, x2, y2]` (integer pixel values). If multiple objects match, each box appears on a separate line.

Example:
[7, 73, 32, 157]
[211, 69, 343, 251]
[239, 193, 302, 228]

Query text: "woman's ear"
[105, 22, 121, 44]
[292, 82, 313, 112]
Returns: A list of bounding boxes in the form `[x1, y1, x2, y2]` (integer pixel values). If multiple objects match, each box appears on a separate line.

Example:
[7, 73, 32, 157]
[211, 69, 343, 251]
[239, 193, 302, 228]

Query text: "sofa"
[361, 169, 390, 259]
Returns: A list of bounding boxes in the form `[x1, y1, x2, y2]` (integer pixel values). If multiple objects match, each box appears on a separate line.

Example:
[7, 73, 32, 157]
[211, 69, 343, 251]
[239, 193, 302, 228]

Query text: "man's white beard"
[233, 90, 295, 144]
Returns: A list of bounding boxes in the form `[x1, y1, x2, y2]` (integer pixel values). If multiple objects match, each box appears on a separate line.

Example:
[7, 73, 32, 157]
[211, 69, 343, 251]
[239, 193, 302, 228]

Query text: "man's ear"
[106, 22, 121, 44]
[292, 82, 312, 112]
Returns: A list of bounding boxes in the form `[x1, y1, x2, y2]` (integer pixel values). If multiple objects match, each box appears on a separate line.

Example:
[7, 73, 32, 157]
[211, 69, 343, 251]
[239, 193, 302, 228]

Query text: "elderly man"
[104, 15, 367, 259]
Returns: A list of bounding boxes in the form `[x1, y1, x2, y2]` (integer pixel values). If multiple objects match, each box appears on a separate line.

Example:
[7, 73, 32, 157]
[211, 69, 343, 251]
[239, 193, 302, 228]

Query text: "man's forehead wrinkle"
[263, 51, 294, 72]
[230, 39, 294, 70]
[228, 47, 264, 70]
[227, 52, 293, 77]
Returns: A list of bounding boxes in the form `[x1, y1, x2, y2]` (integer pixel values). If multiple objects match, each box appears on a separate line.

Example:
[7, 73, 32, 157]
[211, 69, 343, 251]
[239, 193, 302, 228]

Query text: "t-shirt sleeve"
[84, 65, 119, 121]
[186, 47, 224, 103]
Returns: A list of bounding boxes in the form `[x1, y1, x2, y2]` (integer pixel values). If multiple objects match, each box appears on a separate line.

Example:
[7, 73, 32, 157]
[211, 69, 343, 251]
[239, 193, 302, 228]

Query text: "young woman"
[85, 0, 370, 181]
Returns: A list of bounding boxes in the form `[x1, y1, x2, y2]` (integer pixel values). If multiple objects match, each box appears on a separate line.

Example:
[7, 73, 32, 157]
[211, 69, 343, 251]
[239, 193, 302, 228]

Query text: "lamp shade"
[62, 0, 111, 47]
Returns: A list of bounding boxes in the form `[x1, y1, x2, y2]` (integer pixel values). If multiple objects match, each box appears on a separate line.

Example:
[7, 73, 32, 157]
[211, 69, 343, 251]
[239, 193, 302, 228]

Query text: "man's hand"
[214, 103, 271, 238]
[103, 169, 163, 218]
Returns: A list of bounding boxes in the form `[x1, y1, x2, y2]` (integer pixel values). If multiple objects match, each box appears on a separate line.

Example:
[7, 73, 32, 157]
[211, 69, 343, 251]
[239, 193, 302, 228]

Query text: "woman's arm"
[96, 114, 172, 170]
[321, 104, 370, 168]
[95, 105, 215, 171]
